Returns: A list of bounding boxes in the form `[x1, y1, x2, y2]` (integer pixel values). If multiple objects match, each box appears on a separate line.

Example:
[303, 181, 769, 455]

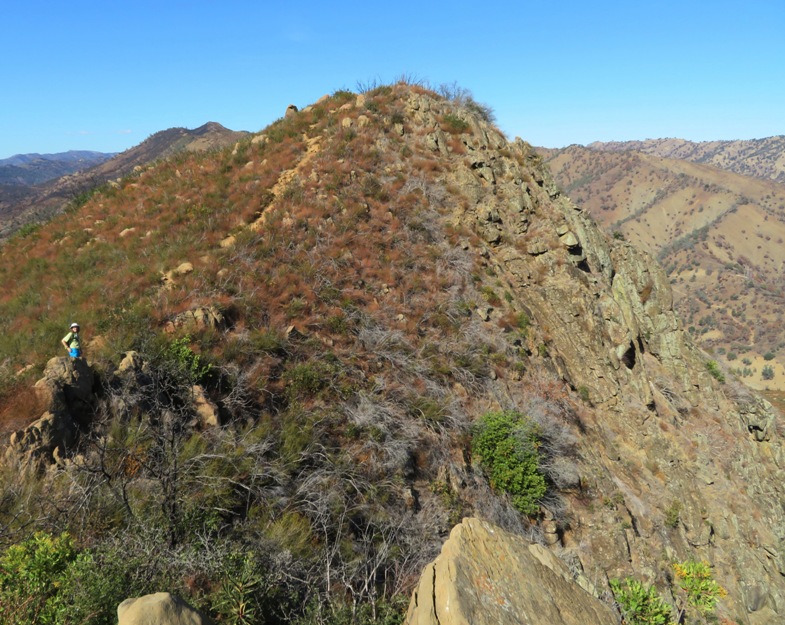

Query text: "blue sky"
[2, 0, 783, 158]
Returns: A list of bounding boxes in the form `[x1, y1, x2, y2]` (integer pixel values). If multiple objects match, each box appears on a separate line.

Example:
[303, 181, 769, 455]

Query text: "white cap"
[70, 322, 79, 329]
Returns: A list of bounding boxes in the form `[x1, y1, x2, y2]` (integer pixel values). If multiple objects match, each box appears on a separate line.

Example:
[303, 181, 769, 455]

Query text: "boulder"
[9, 357, 95, 463]
[192, 385, 220, 428]
[405, 518, 617, 625]
[118, 592, 214, 625]
[164, 306, 226, 333]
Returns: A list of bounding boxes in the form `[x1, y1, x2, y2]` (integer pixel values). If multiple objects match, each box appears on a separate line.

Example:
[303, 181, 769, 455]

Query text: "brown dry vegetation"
[0, 84, 593, 623]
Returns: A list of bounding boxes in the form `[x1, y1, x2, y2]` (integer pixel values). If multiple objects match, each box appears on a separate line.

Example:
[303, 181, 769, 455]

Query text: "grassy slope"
[0, 85, 582, 623]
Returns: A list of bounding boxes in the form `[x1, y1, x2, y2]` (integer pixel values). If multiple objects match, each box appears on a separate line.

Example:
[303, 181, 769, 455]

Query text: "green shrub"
[0, 532, 130, 625]
[609, 577, 673, 625]
[471, 411, 546, 516]
[442, 114, 470, 134]
[0, 532, 77, 625]
[705, 360, 725, 384]
[664, 500, 681, 529]
[166, 335, 213, 383]
[283, 361, 334, 398]
[762, 365, 775, 380]
[673, 560, 726, 619]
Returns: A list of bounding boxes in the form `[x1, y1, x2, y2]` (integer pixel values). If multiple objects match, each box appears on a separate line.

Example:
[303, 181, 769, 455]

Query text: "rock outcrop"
[405, 517, 617, 625]
[397, 88, 785, 622]
[118, 592, 214, 625]
[8, 356, 95, 464]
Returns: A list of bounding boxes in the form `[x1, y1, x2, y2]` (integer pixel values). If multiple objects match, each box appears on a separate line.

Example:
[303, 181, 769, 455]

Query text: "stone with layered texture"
[405, 518, 617, 625]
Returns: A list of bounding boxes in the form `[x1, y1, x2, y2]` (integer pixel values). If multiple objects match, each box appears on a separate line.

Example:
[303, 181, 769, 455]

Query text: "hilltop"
[0, 84, 783, 625]
[542, 143, 785, 391]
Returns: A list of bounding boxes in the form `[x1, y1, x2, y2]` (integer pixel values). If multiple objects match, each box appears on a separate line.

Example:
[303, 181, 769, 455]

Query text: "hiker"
[62, 322, 82, 359]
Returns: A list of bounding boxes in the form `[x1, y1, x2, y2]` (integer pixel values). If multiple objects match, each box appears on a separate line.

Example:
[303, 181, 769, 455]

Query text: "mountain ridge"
[586, 135, 785, 184]
[542, 143, 785, 391]
[0, 150, 114, 186]
[0, 84, 782, 624]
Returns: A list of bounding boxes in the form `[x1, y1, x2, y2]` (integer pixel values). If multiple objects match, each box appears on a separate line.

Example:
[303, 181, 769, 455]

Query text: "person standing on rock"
[61, 322, 82, 359]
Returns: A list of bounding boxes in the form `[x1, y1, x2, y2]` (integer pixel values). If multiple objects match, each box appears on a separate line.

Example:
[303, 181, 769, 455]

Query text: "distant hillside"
[0, 122, 249, 239]
[587, 136, 785, 184]
[542, 143, 785, 390]
[0, 150, 114, 186]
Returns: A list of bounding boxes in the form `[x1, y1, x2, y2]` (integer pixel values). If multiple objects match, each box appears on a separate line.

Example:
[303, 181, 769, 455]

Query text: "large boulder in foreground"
[118, 592, 214, 625]
[405, 518, 617, 625]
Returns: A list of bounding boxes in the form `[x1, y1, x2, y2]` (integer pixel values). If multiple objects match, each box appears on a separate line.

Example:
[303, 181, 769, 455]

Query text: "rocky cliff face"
[392, 88, 785, 624]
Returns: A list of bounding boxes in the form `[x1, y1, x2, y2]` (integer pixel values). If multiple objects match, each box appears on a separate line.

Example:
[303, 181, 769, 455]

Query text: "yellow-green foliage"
[674, 560, 727, 617]
[609, 577, 673, 625]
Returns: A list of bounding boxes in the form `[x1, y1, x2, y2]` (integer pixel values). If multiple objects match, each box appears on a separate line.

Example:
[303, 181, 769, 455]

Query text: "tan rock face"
[394, 89, 784, 620]
[117, 592, 214, 625]
[405, 518, 617, 625]
[9, 357, 95, 464]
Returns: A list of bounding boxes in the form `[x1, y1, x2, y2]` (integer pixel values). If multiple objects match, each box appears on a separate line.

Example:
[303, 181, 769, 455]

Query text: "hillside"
[542, 144, 785, 392]
[0, 122, 248, 240]
[0, 84, 783, 625]
[587, 136, 785, 184]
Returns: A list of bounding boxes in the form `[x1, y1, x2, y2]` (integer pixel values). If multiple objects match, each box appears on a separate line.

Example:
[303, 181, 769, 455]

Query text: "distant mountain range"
[586, 136, 785, 184]
[0, 150, 115, 186]
[0, 122, 249, 239]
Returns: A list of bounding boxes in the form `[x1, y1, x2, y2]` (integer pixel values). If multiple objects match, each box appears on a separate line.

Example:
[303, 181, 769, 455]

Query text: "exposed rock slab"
[118, 592, 214, 625]
[405, 518, 617, 625]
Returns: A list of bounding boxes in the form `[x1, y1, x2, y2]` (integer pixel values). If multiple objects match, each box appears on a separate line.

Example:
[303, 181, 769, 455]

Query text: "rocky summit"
[0, 83, 782, 624]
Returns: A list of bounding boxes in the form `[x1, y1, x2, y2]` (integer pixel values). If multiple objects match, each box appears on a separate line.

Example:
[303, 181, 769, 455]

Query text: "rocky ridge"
[541, 142, 785, 390]
[386, 88, 785, 622]
[1, 84, 784, 623]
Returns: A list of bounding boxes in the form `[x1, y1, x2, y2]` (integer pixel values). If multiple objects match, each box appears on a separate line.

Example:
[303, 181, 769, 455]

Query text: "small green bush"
[167, 335, 213, 383]
[673, 560, 726, 619]
[705, 360, 725, 384]
[441, 114, 469, 134]
[0, 532, 131, 625]
[609, 577, 673, 625]
[664, 500, 681, 528]
[471, 411, 546, 516]
[0, 532, 77, 625]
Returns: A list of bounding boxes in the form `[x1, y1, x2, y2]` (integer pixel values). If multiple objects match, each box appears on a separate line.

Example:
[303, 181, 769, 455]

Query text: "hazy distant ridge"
[0, 150, 115, 186]
[587, 136, 785, 184]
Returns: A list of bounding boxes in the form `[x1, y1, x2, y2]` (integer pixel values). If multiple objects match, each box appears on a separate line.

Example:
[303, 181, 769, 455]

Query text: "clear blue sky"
[2, 0, 783, 158]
